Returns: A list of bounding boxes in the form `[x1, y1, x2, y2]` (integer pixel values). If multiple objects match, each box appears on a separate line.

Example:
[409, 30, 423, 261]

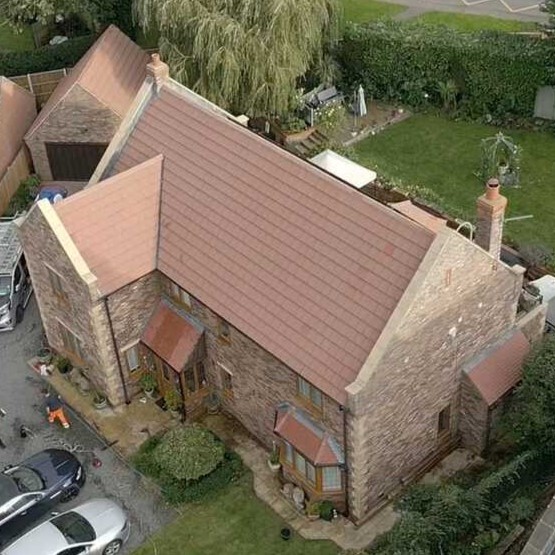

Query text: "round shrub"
[154, 425, 225, 481]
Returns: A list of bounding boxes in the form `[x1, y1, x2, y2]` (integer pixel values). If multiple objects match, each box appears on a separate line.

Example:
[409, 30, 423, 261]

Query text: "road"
[0, 298, 177, 552]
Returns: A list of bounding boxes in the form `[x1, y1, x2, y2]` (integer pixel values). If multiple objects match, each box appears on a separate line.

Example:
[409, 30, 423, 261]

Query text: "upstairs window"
[218, 318, 230, 341]
[165, 278, 192, 309]
[58, 321, 84, 361]
[438, 405, 451, 436]
[219, 363, 233, 396]
[297, 377, 323, 410]
[48, 267, 67, 300]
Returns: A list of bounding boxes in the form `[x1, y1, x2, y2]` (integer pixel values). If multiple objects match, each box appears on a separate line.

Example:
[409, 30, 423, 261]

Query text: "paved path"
[0, 299, 177, 553]
[382, 0, 548, 22]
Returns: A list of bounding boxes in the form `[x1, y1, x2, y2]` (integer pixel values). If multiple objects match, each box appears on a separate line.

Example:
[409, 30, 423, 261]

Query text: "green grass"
[343, 0, 406, 23]
[132, 473, 340, 555]
[416, 11, 538, 32]
[0, 19, 34, 52]
[354, 114, 555, 249]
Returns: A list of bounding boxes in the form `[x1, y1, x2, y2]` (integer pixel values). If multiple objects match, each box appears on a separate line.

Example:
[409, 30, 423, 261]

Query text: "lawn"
[354, 114, 555, 250]
[0, 19, 34, 52]
[416, 11, 538, 32]
[132, 474, 340, 555]
[343, 0, 406, 23]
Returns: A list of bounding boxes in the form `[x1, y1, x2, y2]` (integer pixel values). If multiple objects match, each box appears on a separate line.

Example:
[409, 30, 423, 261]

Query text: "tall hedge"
[0, 35, 96, 77]
[337, 21, 555, 118]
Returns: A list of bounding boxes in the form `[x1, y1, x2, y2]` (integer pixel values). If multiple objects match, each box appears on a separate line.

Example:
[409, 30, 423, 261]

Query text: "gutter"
[340, 404, 350, 519]
[103, 296, 130, 405]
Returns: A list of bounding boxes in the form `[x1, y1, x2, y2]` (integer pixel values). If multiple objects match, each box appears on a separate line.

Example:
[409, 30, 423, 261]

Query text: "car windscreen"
[0, 275, 11, 299]
[7, 466, 44, 492]
[51, 511, 96, 543]
[0, 475, 19, 506]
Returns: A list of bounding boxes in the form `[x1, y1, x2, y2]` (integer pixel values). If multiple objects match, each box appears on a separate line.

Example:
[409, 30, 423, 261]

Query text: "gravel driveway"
[0, 298, 177, 552]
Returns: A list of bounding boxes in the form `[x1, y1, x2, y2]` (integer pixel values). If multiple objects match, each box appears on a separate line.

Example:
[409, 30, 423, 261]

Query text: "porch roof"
[466, 330, 530, 406]
[142, 300, 203, 372]
[274, 402, 344, 466]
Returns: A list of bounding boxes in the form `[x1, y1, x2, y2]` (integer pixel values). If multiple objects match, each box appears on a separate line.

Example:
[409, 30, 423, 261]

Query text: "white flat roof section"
[310, 149, 377, 189]
[530, 274, 555, 326]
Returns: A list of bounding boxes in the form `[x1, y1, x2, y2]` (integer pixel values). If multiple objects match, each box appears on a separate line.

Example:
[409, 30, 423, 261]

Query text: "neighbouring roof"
[390, 200, 447, 233]
[106, 83, 436, 403]
[466, 330, 530, 406]
[25, 25, 149, 139]
[55, 156, 162, 295]
[142, 300, 203, 372]
[274, 402, 344, 465]
[0, 77, 36, 174]
[309, 149, 377, 189]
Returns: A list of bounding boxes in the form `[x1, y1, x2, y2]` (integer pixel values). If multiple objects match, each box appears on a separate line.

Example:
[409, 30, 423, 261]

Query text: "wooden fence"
[10, 68, 68, 109]
[0, 148, 32, 216]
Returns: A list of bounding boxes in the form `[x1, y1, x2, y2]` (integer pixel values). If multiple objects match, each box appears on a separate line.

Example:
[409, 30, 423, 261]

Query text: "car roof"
[73, 498, 126, 538]
[0, 475, 18, 506]
[0, 520, 67, 555]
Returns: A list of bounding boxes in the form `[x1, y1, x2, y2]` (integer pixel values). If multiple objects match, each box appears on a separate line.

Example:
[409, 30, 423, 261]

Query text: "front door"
[154, 358, 181, 399]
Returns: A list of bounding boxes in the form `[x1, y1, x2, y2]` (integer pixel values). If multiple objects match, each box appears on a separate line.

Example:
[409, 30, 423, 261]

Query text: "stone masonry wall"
[459, 374, 489, 454]
[346, 231, 523, 522]
[25, 86, 121, 180]
[182, 281, 345, 448]
[17, 206, 112, 392]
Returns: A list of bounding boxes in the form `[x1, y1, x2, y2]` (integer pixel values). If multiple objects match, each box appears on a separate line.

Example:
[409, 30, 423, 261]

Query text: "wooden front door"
[46, 142, 108, 181]
[154, 357, 181, 399]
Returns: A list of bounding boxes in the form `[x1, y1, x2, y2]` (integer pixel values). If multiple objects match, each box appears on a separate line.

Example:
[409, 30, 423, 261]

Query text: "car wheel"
[15, 305, 23, 324]
[59, 484, 80, 503]
[103, 540, 122, 555]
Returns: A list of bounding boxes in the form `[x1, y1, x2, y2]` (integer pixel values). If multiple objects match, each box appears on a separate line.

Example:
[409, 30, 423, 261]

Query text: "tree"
[133, 0, 340, 116]
[154, 425, 225, 481]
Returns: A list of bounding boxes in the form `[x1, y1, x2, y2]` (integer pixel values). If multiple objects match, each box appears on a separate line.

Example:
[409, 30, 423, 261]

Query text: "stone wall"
[459, 374, 489, 454]
[25, 86, 121, 180]
[346, 230, 523, 522]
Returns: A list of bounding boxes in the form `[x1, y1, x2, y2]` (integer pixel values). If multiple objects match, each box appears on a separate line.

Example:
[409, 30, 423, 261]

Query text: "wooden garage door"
[46, 142, 108, 181]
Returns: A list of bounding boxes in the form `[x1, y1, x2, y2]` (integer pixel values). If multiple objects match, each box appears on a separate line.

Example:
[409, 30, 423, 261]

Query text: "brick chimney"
[146, 53, 169, 91]
[475, 178, 507, 259]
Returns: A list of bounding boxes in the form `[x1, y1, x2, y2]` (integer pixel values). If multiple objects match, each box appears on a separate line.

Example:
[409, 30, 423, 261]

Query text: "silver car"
[1, 498, 130, 555]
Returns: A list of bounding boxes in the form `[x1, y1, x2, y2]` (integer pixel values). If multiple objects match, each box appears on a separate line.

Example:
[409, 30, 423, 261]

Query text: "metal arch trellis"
[479, 132, 522, 188]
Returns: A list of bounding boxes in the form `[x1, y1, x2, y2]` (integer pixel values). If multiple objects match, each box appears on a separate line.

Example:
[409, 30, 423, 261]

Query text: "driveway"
[0, 298, 177, 552]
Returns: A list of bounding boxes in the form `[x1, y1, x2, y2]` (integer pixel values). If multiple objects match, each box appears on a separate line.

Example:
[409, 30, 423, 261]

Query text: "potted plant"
[55, 356, 73, 377]
[92, 391, 107, 410]
[164, 388, 182, 418]
[268, 445, 281, 473]
[306, 500, 320, 521]
[139, 373, 157, 398]
[318, 500, 335, 522]
[37, 347, 52, 365]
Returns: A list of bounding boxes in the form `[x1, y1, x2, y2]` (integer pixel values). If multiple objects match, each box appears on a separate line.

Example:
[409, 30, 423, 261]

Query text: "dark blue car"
[0, 449, 85, 528]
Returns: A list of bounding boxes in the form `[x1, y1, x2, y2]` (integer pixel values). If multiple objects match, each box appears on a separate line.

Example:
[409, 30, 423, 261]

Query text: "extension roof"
[55, 81, 437, 403]
[0, 77, 36, 175]
[25, 25, 149, 139]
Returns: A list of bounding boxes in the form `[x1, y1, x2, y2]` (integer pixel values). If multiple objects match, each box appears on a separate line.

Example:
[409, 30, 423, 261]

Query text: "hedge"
[337, 21, 555, 119]
[0, 35, 96, 77]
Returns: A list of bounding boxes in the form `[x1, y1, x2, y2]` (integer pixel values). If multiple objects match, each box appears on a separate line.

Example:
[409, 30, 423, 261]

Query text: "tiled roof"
[55, 155, 162, 295]
[274, 402, 344, 465]
[142, 300, 203, 372]
[0, 77, 36, 174]
[466, 330, 530, 406]
[26, 25, 149, 138]
[111, 84, 435, 403]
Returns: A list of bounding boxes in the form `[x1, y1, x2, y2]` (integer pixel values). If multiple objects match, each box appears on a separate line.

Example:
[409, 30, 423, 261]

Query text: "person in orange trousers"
[44, 389, 70, 429]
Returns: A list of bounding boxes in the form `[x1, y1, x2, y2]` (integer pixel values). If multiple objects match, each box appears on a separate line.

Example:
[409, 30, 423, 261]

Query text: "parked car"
[34, 185, 68, 205]
[1, 498, 130, 555]
[0, 449, 85, 528]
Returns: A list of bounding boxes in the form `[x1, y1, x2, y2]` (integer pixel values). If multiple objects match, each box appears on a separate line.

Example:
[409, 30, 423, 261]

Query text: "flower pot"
[93, 397, 107, 410]
[268, 460, 281, 473]
[280, 528, 292, 541]
[37, 348, 52, 365]
[170, 409, 180, 419]
[145, 388, 156, 399]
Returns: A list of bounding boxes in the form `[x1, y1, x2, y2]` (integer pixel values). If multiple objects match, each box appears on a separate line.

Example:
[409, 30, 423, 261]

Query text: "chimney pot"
[485, 178, 500, 201]
[146, 53, 169, 91]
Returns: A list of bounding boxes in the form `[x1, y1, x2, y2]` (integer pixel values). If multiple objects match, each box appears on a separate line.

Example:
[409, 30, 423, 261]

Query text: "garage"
[45, 142, 108, 181]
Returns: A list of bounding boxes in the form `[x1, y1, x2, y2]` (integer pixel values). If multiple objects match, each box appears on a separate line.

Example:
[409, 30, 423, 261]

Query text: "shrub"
[319, 500, 335, 521]
[4, 175, 40, 217]
[133, 435, 163, 478]
[337, 21, 555, 120]
[154, 425, 225, 482]
[0, 35, 96, 77]
[139, 372, 156, 392]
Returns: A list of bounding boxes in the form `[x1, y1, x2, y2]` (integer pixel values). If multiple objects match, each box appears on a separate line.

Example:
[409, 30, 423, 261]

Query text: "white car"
[1, 498, 130, 555]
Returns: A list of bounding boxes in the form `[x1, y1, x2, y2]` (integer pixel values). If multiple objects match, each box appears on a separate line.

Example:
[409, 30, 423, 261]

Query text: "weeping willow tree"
[133, 0, 340, 116]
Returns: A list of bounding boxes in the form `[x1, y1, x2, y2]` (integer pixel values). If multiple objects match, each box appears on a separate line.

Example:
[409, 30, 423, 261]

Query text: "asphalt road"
[0, 298, 177, 553]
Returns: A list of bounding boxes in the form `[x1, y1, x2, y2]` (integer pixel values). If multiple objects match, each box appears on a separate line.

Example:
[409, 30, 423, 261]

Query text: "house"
[0, 78, 36, 214]
[17, 55, 547, 523]
[24, 25, 149, 182]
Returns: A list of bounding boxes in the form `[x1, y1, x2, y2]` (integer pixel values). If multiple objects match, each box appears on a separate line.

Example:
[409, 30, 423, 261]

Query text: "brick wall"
[26, 86, 121, 180]
[459, 374, 489, 454]
[346, 230, 523, 522]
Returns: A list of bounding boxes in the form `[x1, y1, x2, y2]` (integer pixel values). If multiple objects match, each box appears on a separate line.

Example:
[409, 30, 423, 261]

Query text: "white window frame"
[123, 343, 140, 373]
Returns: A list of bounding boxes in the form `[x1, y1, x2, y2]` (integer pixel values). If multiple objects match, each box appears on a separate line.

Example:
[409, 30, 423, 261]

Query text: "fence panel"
[0, 148, 32, 216]
[9, 68, 68, 109]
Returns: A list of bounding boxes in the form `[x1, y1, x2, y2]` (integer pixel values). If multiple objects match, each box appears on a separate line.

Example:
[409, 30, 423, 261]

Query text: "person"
[43, 389, 70, 429]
